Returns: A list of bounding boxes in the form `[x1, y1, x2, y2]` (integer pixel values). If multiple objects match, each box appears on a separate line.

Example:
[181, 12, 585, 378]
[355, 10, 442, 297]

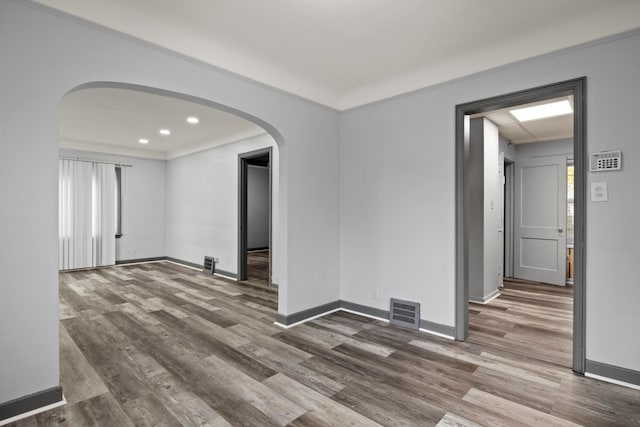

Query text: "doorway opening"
[455, 78, 586, 373]
[472, 95, 575, 288]
[238, 147, 273, 288]
[56, 83, 284, 424]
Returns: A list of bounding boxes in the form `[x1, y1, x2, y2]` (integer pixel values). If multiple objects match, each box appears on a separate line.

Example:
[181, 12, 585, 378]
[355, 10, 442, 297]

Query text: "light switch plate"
[591, 182, 608, 202]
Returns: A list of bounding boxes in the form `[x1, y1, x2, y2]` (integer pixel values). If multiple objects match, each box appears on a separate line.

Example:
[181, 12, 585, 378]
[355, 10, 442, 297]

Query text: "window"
[59, 159, 117, 269]
[567, 162, 574, 245]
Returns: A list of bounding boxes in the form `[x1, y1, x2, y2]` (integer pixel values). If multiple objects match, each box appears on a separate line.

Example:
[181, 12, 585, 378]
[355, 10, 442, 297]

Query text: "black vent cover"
[203, 256, 215, 275]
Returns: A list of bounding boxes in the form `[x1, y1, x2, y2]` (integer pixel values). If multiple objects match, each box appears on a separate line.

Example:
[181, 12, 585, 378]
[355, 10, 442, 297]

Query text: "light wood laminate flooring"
[9, 263, 640, 426]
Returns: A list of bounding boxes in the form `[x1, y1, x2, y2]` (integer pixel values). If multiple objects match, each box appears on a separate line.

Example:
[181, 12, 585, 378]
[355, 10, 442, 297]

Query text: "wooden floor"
[246, 250, 270, 288]
[469, 278, 574, 369]
[9, 263, 640, 426]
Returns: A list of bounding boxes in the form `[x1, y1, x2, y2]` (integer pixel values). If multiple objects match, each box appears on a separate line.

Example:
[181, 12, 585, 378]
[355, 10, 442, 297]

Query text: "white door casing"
[514, 155, 567, 286]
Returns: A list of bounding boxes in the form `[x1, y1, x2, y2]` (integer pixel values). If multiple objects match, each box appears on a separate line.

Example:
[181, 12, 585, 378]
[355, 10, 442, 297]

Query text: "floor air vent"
[203, 256, 216, 275]
[389, 298, 420, 330]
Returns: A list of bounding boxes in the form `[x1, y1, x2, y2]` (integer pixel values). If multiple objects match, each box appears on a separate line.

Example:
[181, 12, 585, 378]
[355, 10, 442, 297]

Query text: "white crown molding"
[59, 139, 167, 160]
[59, 130, 269, 161]
[166, 130, 267, 160]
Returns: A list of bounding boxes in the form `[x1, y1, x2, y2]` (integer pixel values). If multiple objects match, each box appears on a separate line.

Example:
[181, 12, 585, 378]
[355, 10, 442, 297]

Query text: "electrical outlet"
[214, 257, 219, 263]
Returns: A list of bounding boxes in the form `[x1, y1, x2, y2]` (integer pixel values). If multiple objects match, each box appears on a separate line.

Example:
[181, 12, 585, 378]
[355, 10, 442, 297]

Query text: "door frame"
[238, 147, 272, 283]
[504, 159, 515, 279]
[455, 78, 586, 373]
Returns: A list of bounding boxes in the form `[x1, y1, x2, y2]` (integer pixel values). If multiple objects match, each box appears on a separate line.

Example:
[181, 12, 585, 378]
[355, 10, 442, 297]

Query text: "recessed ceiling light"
[138, 138, 149, 144]
[510, 100, 573, 122]
[159, 129, 171, 136]
[186, 116, 199, 124]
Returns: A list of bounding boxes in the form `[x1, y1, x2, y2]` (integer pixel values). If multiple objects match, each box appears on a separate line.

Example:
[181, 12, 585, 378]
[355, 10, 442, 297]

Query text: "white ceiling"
[35, 0, 640, 110]
[60, 88, 265, 160]
[471, 96, 574, 144]
[59, 89, 572, 160]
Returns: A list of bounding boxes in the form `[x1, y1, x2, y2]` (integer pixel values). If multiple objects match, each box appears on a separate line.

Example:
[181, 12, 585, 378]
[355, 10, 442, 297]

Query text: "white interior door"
[514, 155, 567, 286]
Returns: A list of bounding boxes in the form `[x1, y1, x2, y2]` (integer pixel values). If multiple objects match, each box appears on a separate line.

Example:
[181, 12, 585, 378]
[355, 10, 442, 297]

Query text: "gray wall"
[247, 165, 270, 250]
[516, 138, 573, 163]
[165, 134, 278, 281]
[340, 29, 640, 373]
[0, 1, 339, 404]
[59, 148, 167, 261]
[469, 118, 501, 303]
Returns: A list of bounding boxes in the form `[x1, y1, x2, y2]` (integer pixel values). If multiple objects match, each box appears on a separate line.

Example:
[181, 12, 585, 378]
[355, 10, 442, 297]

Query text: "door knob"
[558, 227, 564, 233]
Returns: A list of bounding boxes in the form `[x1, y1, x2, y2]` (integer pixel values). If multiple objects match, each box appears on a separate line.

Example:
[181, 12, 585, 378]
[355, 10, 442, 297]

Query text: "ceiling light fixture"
[138, 138, 149, 144]
[186, 116, 199, 124]
[159, 129, 171, 135]
[510, 100, 573, 122]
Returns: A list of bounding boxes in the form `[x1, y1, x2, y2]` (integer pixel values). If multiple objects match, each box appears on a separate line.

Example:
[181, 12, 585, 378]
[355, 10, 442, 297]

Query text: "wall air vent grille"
[203, 256, 215, 275]
[389, 298, 420, 330]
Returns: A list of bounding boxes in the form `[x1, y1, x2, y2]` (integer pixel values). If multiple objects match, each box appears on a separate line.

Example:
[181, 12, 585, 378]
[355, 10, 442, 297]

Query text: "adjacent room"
[467, 96, 576, 369]
[57, 86, 279, 285]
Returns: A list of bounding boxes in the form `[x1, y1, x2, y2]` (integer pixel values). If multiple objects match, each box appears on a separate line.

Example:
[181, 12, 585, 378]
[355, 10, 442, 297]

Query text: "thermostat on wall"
[590, 151, 622, 172]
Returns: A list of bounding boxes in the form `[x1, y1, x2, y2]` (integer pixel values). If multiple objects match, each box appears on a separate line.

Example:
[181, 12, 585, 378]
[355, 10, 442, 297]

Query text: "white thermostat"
[590, 151, 622, 172]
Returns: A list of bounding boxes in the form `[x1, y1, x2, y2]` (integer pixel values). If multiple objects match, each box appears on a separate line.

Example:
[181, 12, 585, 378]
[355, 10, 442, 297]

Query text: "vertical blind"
[59, 159, 116, 270]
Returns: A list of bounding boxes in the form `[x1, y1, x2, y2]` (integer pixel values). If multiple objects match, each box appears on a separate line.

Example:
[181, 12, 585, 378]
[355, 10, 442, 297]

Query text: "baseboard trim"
[165, 257, 238, 279]
[165, 256, 202, 270]
[585, 360, 640, 389]
[276, 300, 341, 326]
[276, 300, 455, 338]
[116, 257, 165, 265]
[112, 257, 242, 280]
[213, 269, 237, 280]
[0, 386, 63, 424]
[340, 300, 388, 319]
[469, 289, 501, 305]
[420, 319, 456, 338]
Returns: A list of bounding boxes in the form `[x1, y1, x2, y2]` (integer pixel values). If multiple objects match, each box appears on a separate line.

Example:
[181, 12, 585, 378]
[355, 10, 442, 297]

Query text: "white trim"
[167, 130, 267, 160]
[340, 308, 389, 323]
[117, 260, 165, 267]
[165, 259, 238, 279]
[165, 260, 201, 271]
[276, 307, 456, 340]
[341, 308, 455, 340]
[273, 308, 342, 329]
[585, 373, 640, 391]
[0, 398, 66, 426]
[419, 328, 455, 340]
[469, 290, 501, 305]
[60, 138, 166, 160]
[58, 156, 132, 168]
